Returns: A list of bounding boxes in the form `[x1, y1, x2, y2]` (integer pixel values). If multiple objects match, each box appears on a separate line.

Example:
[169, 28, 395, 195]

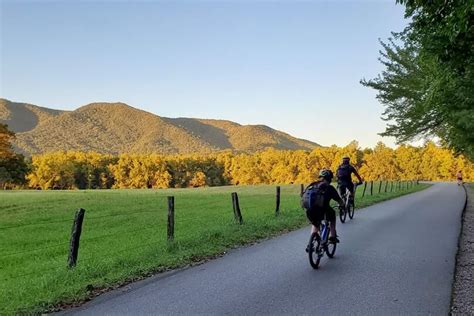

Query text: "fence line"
[2, 181, 422, 270]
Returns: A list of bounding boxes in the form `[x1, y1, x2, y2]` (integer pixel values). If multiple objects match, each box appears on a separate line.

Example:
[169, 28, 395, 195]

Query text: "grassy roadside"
[0, 182, 429, 314]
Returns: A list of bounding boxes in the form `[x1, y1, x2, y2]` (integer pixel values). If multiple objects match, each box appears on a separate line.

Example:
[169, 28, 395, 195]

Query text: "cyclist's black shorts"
[306, 206, 336, 226]
[338, 181, 354, 197]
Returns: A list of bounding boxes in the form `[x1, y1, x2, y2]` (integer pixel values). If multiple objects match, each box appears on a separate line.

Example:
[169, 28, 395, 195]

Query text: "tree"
[0, 124, 16, 158]
[359, 142, 399, 180]
[361, 1, 474, 159]
[189, 171, 207, 187]
[0, 124, 28, 188]
[394, 145, 422, 180]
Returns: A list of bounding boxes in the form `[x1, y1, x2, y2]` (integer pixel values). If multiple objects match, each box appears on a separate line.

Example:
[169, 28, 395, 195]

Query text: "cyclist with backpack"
[336, 156, 363, 201]
[303, 169, 345, 252]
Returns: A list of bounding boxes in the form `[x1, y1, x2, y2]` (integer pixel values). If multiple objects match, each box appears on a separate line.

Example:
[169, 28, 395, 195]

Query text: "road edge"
[450, 183, 474, 315]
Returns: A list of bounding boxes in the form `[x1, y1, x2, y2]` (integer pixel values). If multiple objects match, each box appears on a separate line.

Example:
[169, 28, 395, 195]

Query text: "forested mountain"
[0, 99, 319, 155]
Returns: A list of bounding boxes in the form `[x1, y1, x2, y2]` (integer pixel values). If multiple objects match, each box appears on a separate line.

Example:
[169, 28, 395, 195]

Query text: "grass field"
[0, 182, 428, 313]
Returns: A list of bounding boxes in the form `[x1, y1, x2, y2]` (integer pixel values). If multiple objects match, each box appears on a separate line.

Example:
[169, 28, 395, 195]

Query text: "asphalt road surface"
[67, 183, 465, 315]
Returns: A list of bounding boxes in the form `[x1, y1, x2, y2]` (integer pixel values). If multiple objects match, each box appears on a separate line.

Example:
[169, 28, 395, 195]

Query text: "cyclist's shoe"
[305, 244, 310, 253]
[329, 236, 340, 243]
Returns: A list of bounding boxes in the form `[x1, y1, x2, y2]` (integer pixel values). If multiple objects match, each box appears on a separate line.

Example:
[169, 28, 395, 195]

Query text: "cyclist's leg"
[311, 208, 324, 235]
[338, 182, 346, 198]
[306, 208, 322, 233]
[326, 207, 337, 238]
[346, 182, 355, 202]
[306, 208, 324, 251]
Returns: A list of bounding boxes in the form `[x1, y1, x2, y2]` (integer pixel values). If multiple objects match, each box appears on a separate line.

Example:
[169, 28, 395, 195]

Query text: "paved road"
[67, 183, 465, 315]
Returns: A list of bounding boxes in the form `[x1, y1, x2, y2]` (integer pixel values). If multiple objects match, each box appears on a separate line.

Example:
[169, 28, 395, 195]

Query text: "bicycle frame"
[339, 182, 361, 202]
[320, 220, 329, 243]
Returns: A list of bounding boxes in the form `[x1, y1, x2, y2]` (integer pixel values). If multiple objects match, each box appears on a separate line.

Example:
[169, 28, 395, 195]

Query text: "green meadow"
[0, 182, 428, 313]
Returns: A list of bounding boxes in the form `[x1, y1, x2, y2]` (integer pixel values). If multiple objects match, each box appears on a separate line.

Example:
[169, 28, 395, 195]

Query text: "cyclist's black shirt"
[305, 181, 341, 225]
[320, 181, 342, 208]
[337, 164, 357, 183]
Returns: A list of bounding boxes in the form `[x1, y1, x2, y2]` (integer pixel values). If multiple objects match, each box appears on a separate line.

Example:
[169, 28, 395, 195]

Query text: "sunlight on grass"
[0, 182, 428, 313]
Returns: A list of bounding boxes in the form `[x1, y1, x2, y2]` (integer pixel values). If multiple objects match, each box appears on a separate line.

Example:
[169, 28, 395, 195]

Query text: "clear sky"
[0, 0, 408, 148]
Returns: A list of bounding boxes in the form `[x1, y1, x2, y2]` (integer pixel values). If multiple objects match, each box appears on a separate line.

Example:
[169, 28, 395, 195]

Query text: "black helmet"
[319, 169, 334, 181]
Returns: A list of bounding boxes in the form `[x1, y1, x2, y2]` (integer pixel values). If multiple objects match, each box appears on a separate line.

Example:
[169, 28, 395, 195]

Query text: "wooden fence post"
[167, 196, 175, 241]
[362, 182, 367, 198]
[232, 192, 243, 224]
[68, 208, 85, 268]
[370, 181, 373, 195]
[300, 184, 304, 197]
[275, 186, 281, 216]
[378, 181, 382, 194]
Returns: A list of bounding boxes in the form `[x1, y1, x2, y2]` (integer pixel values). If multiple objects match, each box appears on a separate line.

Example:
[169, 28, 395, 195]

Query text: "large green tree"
[0, 124, 28, 188]
[361, 0, 474, 159]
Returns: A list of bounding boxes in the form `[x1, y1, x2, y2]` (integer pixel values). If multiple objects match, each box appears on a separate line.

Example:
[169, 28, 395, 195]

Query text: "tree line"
[7, 141, 471, 190]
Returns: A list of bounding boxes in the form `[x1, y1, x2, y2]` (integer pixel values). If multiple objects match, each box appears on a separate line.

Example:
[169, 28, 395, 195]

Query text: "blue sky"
[0, 0, 408, 148]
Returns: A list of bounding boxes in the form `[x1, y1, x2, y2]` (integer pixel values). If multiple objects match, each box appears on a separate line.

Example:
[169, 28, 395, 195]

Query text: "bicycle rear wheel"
[308, 232, 322, 269]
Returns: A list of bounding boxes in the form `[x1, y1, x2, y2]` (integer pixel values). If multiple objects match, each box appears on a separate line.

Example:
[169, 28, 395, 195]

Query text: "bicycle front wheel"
[325, 228, 337, 258]
[348, 200, 355, 219]
[325, 242, 336, 258]
[339, 204, 347, 223]
[308, 232, 322, 269]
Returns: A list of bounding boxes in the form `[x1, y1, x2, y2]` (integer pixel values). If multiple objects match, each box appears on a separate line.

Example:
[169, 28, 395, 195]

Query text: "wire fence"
[1, 180, 421, 283]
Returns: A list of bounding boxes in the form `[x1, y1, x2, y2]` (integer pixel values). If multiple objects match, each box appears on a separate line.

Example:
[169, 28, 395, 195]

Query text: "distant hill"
[0, 98, 320, 155]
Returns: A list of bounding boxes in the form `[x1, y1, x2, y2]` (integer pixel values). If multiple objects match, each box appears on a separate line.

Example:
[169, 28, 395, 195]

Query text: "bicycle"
[307, 217, 337, 269]
[338, 182, 362, 223]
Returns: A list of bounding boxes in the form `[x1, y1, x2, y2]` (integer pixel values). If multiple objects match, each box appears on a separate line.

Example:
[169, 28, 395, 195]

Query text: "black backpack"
[337, 164, 351, 180]
[301, 181, 328, 211]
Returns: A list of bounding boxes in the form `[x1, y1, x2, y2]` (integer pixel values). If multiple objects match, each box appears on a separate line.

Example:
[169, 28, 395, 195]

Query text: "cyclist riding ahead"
[304, 169, 345, 252]
[336, 156, 363, 203]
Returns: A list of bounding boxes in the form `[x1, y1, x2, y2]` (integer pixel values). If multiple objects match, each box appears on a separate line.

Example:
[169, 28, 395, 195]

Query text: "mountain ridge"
[0, 98, 320, 155]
